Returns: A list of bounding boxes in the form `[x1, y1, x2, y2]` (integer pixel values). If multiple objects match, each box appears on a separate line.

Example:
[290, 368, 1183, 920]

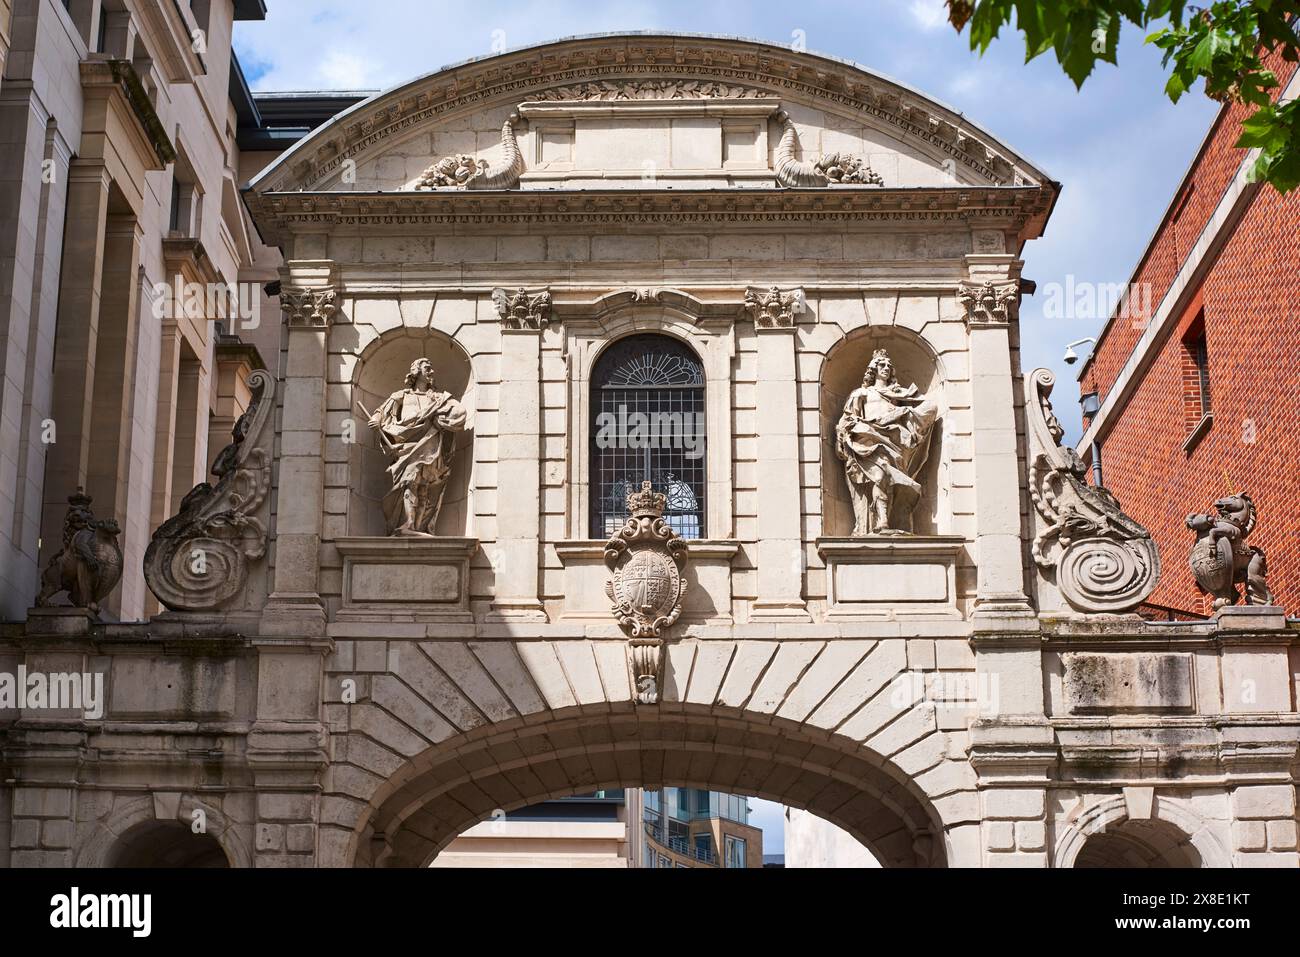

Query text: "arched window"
[590, 334, 706, 538]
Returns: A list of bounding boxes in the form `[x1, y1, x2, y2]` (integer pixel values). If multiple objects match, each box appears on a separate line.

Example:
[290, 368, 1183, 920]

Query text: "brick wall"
[1080, 52, 1300, 614]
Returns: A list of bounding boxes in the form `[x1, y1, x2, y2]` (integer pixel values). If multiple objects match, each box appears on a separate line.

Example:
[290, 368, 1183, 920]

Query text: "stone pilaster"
[40, 164, 111, 576]
[487, 317, 546, 621]
[959, 255, 1031, 623]
[750, 319, 809, 620]
[261, 261, 336, 638]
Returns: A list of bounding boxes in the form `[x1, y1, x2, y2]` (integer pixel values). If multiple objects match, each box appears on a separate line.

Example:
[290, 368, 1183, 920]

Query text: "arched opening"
[349, 329, 476, 537]
[1074, 819, 1203, 868]
[589, 333, 706, 538]
[106, 821, 231, 868]
[336, 704, 950, 869]
[819, 328, 947, 537]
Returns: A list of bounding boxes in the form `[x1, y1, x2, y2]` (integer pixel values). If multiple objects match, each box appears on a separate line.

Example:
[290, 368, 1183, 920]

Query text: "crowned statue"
[834, 348, 938, 536]
[363, 358, 467, 536]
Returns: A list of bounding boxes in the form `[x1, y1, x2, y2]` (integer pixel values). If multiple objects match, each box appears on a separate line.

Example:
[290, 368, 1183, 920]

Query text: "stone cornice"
[248, 35, 1054, 197]
[244, 186, 1051, 247]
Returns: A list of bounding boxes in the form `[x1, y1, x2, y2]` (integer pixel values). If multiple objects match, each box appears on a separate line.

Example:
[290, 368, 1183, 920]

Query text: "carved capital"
[280, 287, 338, 327]
[743, 285, 804, 328]
[958, 279, 1018, 327]
[492, 286, 553, 330]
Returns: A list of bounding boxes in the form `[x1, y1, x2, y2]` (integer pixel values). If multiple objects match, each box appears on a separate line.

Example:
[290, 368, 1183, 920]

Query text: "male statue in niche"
[362, 357, 467, 536]
[835, 348, 938, 536]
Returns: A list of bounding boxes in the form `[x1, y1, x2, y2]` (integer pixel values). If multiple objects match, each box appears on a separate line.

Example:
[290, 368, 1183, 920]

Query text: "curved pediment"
[249, 33, 1052, 195]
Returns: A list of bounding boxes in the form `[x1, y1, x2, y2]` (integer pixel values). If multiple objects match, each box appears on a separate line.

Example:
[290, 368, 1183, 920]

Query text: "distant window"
[1181, 318, 1211, 424]
[1180, 316, 1213, 449]
[725, 835, 747, 869]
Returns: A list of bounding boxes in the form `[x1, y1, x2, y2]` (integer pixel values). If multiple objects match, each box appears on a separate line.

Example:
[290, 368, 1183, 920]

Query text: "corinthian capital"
[957, 279, 1018, 327]
[280, 287, 338, 327]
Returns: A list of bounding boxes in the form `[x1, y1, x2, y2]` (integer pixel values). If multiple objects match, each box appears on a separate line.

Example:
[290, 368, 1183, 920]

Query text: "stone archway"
[1054, 796, 1230, 868]
[328, 703, 955, 869]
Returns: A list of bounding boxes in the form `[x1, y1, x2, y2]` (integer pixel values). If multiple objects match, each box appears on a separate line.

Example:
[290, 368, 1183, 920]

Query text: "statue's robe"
[369, 388, 467, 535]
[835, 381, 937, 530]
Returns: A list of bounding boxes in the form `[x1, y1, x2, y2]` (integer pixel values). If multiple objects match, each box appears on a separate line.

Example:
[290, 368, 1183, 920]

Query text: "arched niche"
[350, 329, 476, 537]
[1054, 795, 1229, 868]
[820, 328, 948, 537]
[106, 821, 231, 868]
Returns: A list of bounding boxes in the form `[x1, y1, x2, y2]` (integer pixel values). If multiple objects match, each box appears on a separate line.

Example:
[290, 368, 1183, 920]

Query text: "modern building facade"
[1076, 41, 1300, 616]
[0, 31, 1297, 871]
[636, 788, 763, 868]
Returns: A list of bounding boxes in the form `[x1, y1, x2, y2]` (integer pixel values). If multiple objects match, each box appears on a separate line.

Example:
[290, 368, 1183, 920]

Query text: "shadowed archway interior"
[107, 821, 232, 868]
[343, 703, 949, 868]
[1073, 819, 1203, 868]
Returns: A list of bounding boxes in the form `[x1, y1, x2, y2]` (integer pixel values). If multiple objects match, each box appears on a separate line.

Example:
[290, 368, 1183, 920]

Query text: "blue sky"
[235, 0, 1226, 859]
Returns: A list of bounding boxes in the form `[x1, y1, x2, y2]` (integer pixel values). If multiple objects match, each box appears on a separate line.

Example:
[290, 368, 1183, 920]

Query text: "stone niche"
[819, 326, 950, 538]
[345, 326, 476, 538]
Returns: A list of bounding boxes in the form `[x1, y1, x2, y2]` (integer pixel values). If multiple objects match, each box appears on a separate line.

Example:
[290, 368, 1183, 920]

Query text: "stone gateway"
[1, 33, 1296, 870]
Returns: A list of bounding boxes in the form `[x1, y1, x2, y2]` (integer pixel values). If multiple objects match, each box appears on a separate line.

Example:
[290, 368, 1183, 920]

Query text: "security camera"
[1063, 337, 1096, 366]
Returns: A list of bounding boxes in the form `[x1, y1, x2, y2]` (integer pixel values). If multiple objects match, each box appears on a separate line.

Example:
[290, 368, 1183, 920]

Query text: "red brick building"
[1076, 51, 1300, 616]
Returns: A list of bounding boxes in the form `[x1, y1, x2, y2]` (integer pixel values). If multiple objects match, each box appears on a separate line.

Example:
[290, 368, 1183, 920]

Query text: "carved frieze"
[957, 280, 1018, 326]
[492, 286, 553, 329]
[743, 285, 805, 328]
[1026, 368, 1160, 613]
[529, 79, 771, 101]
[144, 370, 275, 612]
[280, 287, 338, 326]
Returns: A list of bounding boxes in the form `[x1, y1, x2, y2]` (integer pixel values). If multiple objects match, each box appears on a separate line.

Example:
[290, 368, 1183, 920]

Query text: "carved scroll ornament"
[415, 112, 524, 190]
[144, 370, 275, 611]
[774, 111, 883, 188]
[1026, 368, 1160, 613]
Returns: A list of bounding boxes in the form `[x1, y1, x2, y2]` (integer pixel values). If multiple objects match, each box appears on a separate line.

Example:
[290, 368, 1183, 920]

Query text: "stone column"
[488, 315, 546, 621]
[41, 163, 110, 562]
[85, 215, 145, 530]
[750, 315, 809, 621]
[0, 93, 71, 616]
[261, 261, 336, 638]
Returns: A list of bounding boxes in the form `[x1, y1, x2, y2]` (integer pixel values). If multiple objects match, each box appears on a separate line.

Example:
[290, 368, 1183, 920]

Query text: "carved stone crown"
[627, 480, 667, 519]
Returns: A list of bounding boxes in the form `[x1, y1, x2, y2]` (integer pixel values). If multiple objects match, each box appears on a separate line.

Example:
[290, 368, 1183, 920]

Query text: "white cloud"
[317, 50, 373, 90]
[907, 0, 949, 31]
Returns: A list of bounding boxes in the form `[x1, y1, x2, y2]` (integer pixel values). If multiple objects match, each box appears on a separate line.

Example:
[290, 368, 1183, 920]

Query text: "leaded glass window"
[590, 334, 706, 538]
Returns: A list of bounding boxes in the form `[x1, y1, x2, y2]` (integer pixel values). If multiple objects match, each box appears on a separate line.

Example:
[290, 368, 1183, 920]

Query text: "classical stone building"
[2, 33, 1297, 869]
[1077, 44, 1300, 617]
[0, 0, 279, 621]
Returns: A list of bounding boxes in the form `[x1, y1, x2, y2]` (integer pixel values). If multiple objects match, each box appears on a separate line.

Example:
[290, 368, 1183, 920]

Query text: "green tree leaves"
[947, 1, 1300, 192]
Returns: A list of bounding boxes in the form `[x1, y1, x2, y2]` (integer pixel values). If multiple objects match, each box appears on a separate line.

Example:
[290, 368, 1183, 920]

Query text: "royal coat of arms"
[604, 481, 689, 704]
